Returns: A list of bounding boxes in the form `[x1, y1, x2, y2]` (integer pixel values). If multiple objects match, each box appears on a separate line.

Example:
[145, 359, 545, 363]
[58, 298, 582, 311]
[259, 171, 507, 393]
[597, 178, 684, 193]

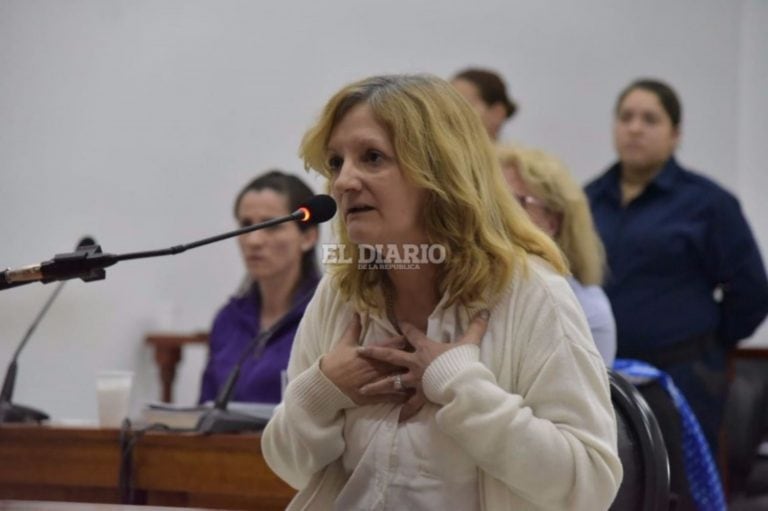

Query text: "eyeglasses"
[514, 193, 549, 211]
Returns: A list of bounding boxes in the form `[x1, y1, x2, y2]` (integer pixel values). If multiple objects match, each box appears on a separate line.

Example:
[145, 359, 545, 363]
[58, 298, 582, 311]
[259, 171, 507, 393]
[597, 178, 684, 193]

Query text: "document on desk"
[141, 401, 277, 430]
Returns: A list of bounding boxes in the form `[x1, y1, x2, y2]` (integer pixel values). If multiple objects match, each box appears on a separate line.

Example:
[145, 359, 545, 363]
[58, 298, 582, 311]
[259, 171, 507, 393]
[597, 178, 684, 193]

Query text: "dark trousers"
[643, 334, 728, 456]
[626, 333, 728, 510]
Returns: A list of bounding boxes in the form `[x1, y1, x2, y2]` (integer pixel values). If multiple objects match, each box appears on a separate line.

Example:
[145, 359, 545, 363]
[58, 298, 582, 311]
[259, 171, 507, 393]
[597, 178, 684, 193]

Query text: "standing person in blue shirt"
[586, 78, 768, 455]
[199, 170, 321, 404]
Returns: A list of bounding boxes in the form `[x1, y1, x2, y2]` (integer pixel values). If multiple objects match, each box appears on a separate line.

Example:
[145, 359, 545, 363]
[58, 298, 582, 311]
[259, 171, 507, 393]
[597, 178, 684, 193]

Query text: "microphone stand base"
[0, 400, 49, 423]
[195, 407, 268, 435]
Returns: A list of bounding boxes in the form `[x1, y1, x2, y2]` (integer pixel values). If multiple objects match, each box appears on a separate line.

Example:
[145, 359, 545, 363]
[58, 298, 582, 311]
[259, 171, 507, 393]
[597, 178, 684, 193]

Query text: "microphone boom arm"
[1, 209, 308, 290]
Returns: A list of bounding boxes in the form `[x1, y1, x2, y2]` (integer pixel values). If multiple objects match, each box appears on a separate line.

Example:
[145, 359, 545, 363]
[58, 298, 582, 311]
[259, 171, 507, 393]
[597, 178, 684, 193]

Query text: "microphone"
[194, 288, 314, 434]
[298, 194, 337, 224]
[194, 330, 274, 434]
[0, 195, 337, 291]
[0, 236, 96, 423]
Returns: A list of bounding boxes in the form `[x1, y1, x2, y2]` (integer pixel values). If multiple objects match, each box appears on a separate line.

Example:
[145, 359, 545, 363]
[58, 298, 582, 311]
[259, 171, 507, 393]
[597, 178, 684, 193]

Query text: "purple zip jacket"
[198, 271, 320, 404]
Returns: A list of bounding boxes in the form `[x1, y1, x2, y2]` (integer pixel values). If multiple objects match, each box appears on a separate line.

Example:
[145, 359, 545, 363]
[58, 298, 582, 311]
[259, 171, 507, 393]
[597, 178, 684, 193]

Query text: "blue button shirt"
[567, 276, 616, 366]
[586, 157, 768, 356]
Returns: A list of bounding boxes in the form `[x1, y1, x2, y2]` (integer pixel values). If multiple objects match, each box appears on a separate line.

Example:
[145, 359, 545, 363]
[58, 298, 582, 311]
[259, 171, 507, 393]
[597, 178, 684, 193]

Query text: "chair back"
[725, 359, 768, 495]
[608, 370, 671, 511]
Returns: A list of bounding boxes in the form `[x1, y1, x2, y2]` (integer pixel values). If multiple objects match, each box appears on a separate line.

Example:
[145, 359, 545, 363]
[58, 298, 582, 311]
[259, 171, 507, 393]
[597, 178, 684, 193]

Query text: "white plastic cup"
[96, 370, 134, 427]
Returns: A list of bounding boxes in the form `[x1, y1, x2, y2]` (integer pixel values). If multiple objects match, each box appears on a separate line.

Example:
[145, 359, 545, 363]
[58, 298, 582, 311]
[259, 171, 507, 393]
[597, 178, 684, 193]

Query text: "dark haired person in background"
[199, 170, 320, 404]
[451, 67, 517, 141]
[586, 78, 768, 458]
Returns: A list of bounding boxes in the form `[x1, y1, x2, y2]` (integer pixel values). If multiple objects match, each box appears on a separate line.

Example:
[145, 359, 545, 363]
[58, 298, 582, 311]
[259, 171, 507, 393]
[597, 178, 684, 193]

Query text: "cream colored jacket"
[262, 257, 622, 510]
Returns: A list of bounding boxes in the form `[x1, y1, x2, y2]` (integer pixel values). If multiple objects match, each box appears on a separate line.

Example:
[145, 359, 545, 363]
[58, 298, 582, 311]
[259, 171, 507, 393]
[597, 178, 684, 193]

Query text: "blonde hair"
[497, 145, 606, 286]
[300, 74, 567, 311]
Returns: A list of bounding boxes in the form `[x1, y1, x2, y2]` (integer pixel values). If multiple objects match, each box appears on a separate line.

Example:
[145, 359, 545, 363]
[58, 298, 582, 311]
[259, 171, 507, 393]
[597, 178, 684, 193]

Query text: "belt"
[627, 332, 718, 369]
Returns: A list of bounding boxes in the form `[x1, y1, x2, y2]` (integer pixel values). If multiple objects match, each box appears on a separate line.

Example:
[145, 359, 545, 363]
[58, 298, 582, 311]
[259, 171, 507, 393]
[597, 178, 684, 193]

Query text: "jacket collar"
[593, 156, 681, 203]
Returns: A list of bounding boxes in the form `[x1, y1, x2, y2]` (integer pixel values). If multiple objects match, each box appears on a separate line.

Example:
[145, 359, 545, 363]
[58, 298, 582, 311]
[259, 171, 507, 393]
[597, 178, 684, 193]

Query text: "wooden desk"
[0, 425, 295, 510]
[145, 333, 208, 403]
[0, 500, 211, 511]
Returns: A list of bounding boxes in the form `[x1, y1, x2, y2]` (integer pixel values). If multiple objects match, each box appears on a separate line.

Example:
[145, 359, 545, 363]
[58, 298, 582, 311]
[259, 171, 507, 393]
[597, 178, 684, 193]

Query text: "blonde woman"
[261, 74, 621, 510]
[498, 146, 617, 366]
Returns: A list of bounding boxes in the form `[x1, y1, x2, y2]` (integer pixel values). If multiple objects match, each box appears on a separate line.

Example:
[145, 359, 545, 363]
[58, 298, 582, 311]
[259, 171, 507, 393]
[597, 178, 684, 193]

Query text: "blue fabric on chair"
[614, 359, 726, 511]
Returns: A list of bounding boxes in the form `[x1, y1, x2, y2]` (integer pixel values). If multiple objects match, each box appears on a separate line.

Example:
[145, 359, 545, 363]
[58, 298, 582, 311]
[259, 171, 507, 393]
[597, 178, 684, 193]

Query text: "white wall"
[0, 0, 765, 420]
[738, 0, 768, 347]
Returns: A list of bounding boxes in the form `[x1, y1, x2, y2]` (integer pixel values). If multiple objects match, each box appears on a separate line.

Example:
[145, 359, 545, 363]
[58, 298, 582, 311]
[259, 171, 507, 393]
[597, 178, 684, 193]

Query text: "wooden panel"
[0, 425, 295, 510]
[0, 426, 119, 487]
[0, 500, 210, 511]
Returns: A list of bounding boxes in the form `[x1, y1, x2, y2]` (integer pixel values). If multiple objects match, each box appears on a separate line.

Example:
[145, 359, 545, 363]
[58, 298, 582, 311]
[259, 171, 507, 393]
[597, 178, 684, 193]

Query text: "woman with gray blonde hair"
[262, 74, 621, 510]
[498, 145, 616, 366]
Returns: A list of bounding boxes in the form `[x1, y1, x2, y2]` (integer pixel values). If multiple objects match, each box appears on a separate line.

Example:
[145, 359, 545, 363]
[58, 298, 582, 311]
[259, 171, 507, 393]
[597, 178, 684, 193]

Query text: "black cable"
[118, 418, 171, 504]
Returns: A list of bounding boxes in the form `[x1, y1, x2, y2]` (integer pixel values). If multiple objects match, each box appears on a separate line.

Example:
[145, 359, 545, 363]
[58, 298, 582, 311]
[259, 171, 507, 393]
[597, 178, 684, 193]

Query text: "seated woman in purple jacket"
[199, 170, 320, 404]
